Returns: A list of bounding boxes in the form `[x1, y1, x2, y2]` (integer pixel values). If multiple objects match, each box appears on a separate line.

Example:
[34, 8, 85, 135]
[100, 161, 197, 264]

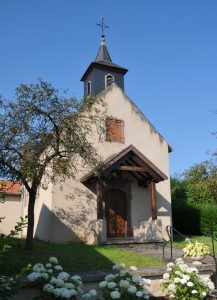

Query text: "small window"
[105, 74, 114, 88]
[87, 81, 91, 96]
[106, 118, 124, 143]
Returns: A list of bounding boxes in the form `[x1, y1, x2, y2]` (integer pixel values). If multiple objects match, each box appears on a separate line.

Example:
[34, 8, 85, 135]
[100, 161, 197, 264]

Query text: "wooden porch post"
[148, 180, 157, 220]
[96, 178, 104, 219]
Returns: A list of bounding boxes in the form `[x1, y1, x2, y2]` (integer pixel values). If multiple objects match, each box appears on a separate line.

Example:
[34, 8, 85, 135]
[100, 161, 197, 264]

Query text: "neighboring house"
[0, 180, 22, 235]
[21, 31, 172, 245]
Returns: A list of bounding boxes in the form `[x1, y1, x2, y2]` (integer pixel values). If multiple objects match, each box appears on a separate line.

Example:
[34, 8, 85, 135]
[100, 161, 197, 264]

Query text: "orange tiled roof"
[0, 180, 21, 194]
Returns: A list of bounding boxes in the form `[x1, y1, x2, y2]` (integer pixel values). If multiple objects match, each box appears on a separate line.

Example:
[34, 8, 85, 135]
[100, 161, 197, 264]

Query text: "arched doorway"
[105, 189, 127, 238]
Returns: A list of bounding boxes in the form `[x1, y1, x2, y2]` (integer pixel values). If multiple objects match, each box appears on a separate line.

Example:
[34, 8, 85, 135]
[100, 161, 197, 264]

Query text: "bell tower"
[81, 17, 128, 97]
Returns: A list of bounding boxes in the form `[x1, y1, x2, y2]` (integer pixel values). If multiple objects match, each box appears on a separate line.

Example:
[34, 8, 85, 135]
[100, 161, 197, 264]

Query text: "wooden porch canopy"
[82, 145, 168, 184]
[81, 145, 168, 220]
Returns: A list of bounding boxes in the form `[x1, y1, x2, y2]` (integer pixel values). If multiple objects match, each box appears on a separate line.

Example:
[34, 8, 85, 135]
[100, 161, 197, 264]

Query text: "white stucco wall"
[33, 84, 172, 243]
[0, 194, 22, 235]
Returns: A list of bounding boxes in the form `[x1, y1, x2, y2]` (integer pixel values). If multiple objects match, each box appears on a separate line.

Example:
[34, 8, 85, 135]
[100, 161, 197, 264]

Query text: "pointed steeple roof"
[95, 35, 112, 62]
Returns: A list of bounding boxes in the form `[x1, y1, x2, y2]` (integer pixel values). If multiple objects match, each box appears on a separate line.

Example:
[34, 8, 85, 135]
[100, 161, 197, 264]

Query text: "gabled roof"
[82, 145, 168, 184]
[0, 180, 21, 195]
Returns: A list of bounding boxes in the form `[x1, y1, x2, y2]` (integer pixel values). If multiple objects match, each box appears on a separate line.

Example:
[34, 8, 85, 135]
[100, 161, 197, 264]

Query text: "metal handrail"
[163, 225, 190, 260]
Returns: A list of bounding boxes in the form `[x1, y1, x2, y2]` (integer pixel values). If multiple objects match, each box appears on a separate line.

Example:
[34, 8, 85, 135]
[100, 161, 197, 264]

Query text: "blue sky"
[0, 1, 216, 175]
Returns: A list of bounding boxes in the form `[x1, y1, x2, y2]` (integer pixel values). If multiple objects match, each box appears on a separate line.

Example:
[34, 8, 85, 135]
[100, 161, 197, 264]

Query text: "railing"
[209, 226, 217, 289]
[163, 225, 189, 260]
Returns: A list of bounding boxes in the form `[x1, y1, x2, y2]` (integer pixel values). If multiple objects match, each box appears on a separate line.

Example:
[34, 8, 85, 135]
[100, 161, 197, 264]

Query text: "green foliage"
[199, 204, 217, 237]
[172, 201, 201, 235]
[0, 79, 106, 249]
[0, 216, 28, 263]
[184, 159, 217, 204]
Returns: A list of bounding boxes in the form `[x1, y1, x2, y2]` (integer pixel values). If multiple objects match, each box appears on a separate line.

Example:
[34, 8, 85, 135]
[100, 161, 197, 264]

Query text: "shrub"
[162, 258, 214, 299]
[27, 256, 96, 299]
[200, 204, 217, 237]
[172, 201, 201, 235]
[98, 264, 150, 299]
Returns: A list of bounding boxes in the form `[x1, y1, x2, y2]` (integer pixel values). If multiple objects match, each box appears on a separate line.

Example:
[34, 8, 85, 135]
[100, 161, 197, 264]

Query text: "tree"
[0, 80, 106, 250]
[184, 158, 217, 204]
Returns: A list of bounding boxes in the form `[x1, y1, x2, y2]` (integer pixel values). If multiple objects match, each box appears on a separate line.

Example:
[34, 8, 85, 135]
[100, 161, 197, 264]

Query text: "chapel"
[21, 19, 172, 244]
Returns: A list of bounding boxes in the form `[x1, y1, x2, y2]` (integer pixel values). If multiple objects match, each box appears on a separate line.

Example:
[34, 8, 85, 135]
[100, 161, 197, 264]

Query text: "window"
[105, 74, 114, 88]
[87, 81, 91, 96]
[106, 118, 124, 143]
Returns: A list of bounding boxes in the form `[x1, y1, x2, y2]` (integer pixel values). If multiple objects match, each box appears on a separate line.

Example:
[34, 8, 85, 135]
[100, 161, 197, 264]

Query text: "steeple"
[81, 18, 128, 97]
[95, 17, 112, 62]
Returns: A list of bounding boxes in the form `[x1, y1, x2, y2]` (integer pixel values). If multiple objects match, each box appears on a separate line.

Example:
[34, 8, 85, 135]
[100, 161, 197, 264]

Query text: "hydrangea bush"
[27, 257, 96, 299]
[98, 263, 150, 299]
[162, 258, 214, 299]
[0, 275, 21, 300]
[183, 239, 210, 258]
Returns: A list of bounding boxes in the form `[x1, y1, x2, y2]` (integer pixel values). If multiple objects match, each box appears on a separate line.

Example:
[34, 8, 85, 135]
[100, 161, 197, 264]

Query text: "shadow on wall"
[34, 204, 81, 243]
[34, 186, 98, 244]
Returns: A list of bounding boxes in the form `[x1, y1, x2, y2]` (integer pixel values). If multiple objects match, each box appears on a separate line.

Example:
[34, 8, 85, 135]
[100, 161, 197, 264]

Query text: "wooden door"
[105, 189, 126, 238]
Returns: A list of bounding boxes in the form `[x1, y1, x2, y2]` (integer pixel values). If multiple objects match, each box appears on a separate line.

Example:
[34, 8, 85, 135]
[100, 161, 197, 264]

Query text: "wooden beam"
[96, 178, 104, 219]
[117, 166, 146, 172]
[148, 181, 157, 220]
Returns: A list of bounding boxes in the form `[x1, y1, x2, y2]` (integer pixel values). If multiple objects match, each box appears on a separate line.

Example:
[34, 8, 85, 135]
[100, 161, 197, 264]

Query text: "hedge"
[172, 201, 217, 236]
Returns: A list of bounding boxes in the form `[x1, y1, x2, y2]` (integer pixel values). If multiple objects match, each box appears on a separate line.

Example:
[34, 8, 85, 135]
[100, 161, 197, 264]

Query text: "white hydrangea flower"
[179, 264, 188, 272]
[119, 279, 130, 288]
[202, 291, 207, 296]
[71, 275, 81, 281]
[43, 283, 54, 292]
[55, 279, 65, 287]
[180, 278, 187, 284]
[52, 288, 62, 297]
[167, 262, 174, 268]
[105, 274, 115, 282]
[136, 291, 143, 297]
[167, 267, 172, 272]
[33, 263, 46, 273]
[89, 289, 97, 296]
[70, 289, 78, 296]
[141, 278, 151, 286]
[168, 283, 176, 292]
[46, 263, 52, 268]
[120, 270, 127, 276]
[27, 272, 40, 282]
[191, 290, 198, 294]
[57, 272, 70, 281]
[41, 273, 49, 280]
[187, 281, 194, 287]
[127, 285, 137, 294]
[47, 269, 53, 273]
[108, 282, 117, 289]
[182, 274, 190, 281]
[174, 277, 180, 283]
[49, 257, 58, 264]
[54, 265, 63, 271]
[99, 281, 107, 288]
[132, 275, 142, 283]
[61, 288, 75, 299]
[110, 290, 121, 299]
[163, 273, 170, 280]
[112, 263, 125, 270]
[64, 282, 75, 289]
[130, 266, 138, 271]
[175, 271, 182, 276]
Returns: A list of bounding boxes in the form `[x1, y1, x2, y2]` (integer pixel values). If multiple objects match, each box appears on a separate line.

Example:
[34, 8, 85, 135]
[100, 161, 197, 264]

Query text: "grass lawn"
[0, 239, 165, 275]
[173, 234, 217, 251]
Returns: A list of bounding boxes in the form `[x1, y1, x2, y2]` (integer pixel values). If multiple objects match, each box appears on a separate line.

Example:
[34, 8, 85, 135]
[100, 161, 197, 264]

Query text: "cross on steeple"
[97, 16, 109, 37]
